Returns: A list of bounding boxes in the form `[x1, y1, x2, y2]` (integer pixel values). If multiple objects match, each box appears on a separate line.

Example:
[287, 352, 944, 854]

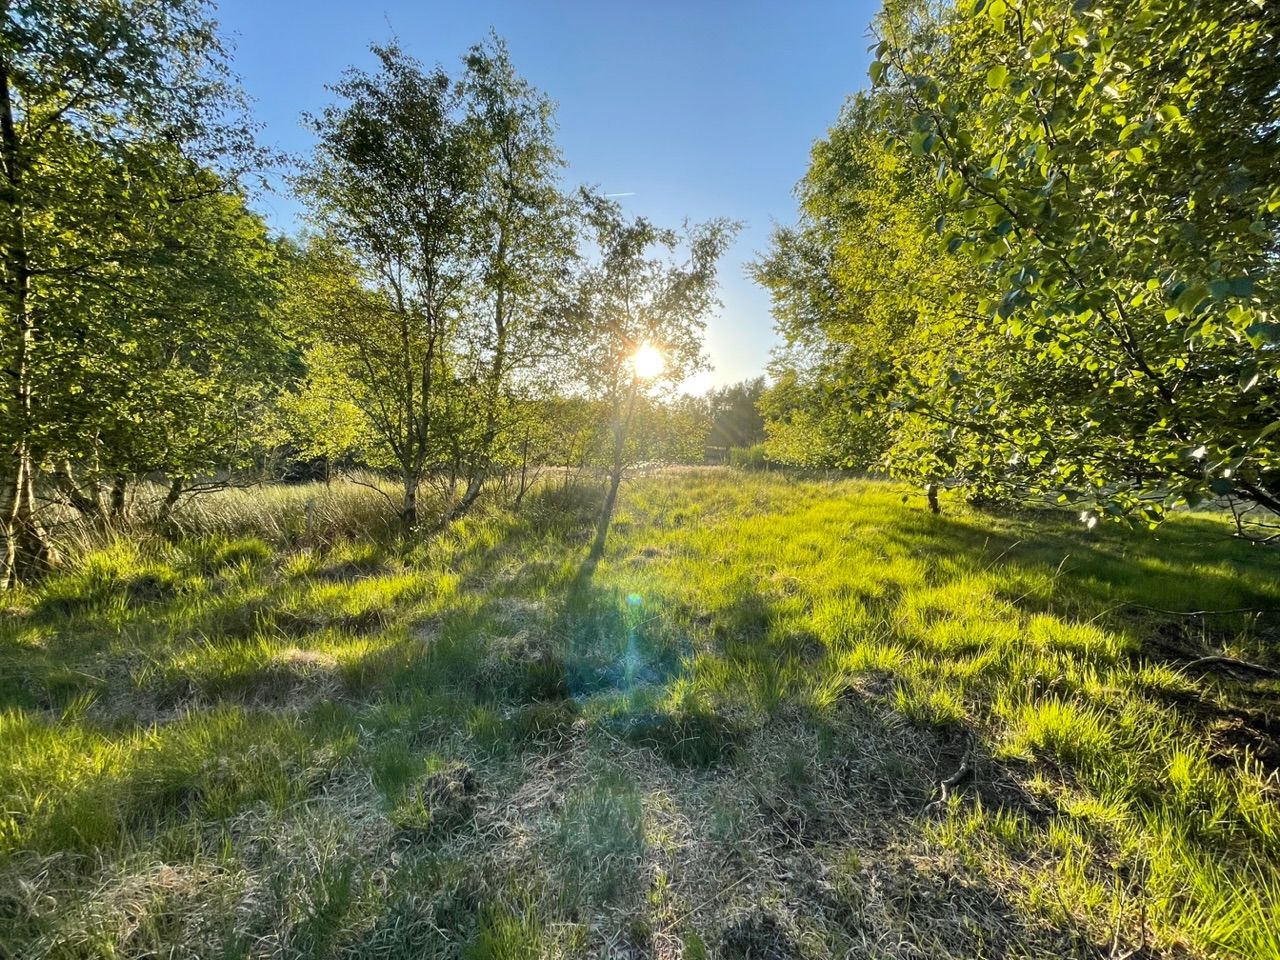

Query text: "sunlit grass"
[2, 472, 1278, 958]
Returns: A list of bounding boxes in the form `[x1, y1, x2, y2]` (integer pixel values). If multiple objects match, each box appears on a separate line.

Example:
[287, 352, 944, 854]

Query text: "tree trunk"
[452, 213, 514, 524]
[926, 483, 940, 515]
[0, 37, 52, 587]
[157, 477, 184, 522]
[452, 471, 485, 519]
[1, 446, 52, 587]
[109, 475, 128, 521]
[591, 376, 639, 557]
[591, 467, 624, 558]
[402, 473, 418, 530]
[514, 436, 531, 511]
[52, 461, 102, 519]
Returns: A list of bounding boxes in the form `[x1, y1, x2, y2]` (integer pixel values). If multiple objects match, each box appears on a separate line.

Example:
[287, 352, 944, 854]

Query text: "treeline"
[0, 2, 754, 587]
[755, 0, 1280, 531]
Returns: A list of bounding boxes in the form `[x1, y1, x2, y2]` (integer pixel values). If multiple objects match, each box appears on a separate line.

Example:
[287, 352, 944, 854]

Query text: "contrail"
[604, 191, 636, 197]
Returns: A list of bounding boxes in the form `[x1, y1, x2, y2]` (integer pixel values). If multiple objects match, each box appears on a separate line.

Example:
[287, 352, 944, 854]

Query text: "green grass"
[2, 471, 1278, 959]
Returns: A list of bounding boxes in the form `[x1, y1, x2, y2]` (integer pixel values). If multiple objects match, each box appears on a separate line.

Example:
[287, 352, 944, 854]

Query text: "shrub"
[728, 445, 770, 470]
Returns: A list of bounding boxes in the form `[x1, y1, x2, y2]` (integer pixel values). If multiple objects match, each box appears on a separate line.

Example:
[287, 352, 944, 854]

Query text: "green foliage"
[707, 377, 768, 452]
[762, 0, 1280, 526]
[751, 96, 954, 473]
[291, 38, 576, 528]
[728, 445, 770, 470]
[0, 0, 281, 584]
[567, 193, 738, 491]
[874, 0, 1280, 523]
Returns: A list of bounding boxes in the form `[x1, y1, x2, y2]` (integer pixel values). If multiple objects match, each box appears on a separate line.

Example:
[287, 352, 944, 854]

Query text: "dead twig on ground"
[925, 732, 976, 812]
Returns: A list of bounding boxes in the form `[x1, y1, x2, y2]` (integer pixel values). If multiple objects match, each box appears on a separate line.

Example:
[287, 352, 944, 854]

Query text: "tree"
[752, 93, 971, 478]
[0, 0, 263, 586]
[449, 35, 576, 516]
[295, 45, 479, 530]
[567, 191, 737, 553]
[759, 0, 1280, 527]
[47, 178, 290, 522]
[706, 377, 767, 455]
[866, 0, 1280, 525]
[295, 40, 574, 531]
[634, 393, 713, 466]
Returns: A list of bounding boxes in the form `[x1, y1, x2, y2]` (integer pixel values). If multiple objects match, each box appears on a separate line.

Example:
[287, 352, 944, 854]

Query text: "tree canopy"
[759, 0, 1280, 529]
[0, 0, 278, 584]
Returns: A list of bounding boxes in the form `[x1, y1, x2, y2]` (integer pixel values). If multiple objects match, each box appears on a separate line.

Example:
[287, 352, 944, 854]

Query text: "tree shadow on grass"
[876, 505, 1280, 631]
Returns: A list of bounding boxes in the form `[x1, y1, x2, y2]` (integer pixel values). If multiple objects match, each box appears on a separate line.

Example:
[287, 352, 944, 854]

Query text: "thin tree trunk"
[109, 475, 128, 521]
[592, 376, 639, 557]
[451, 199, 516, 524]
[0, 31, 51, 587]
[52, 460, 102, 519]
[514, 436, 531, 511]
[402, 472, 418, 530]
[157, 477, 184, 522]
[2, 447, 52, 586]
[454, 469, 485, 518]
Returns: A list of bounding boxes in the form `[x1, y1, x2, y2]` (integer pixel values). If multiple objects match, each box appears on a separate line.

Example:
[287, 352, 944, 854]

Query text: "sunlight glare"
[631, 343, 666, 380]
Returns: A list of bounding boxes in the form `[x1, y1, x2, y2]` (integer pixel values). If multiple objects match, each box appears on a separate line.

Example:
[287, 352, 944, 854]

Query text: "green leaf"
[1245, 322, 1280, 346]
[1255, 421, 1280, 444]
[986, 64, 1009, 90]
[1238, 360, 1259, 393]
[910, 130, 936, 156]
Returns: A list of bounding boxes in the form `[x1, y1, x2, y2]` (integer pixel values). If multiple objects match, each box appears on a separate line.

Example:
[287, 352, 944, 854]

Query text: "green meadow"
[2, 470, 1277, 959]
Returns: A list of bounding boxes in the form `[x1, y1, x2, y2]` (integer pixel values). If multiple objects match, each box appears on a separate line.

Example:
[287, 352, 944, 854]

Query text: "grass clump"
[616, 705, 742, 767]
[1000, 696, 1117, 767]
[464, 900, 551, 960]
[391, 762, 481, 842]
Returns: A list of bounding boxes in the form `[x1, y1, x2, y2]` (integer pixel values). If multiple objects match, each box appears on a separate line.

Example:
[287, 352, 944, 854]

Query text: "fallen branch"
[1119, 602, 1272, 617]
[1182, 655, 1280, 679]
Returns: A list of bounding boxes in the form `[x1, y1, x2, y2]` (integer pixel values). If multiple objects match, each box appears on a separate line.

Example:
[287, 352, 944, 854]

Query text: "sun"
[631, 343, 666, 380]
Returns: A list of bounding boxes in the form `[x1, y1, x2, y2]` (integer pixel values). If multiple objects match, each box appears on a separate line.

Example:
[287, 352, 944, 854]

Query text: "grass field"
[2, 470, 1278, 959]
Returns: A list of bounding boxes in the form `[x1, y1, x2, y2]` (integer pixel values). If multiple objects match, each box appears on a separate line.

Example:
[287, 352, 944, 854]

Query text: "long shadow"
[874, 505, 1280, 625]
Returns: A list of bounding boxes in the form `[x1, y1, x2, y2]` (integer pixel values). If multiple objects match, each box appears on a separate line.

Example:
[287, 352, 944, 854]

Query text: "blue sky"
[216, 0, 880, 388]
